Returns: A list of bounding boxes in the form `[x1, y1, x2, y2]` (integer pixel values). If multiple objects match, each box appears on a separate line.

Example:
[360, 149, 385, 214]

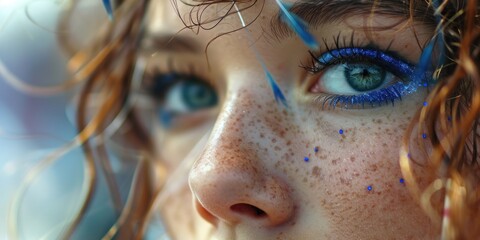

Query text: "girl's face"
[141, 0, 437, 239]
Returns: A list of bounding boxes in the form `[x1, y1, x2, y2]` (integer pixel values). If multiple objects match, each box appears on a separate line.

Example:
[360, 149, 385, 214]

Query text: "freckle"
[312, 166, 321, 178]
[274, 146, 281, 151]
[272, 138, 277, 143]
[286, 140, 292, 146]
[350, 156, 355, 162]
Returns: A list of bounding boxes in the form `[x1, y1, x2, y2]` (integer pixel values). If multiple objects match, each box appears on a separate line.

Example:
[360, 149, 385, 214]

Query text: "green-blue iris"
[181, 79, 218, 110]
[344, 63, 386, 91]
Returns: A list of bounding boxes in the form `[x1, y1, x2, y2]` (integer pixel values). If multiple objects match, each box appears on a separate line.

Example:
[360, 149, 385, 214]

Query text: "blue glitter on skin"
[304, 157, 310, 162]
[314, 147, 319, 153]
[367, 185, 373, 191]
[400, 178, 405, 184]
[422, 133, 427, 139]
[311, 48, 429, 109]
[339, 129, 344, 135]
[423, 101, 428, 106]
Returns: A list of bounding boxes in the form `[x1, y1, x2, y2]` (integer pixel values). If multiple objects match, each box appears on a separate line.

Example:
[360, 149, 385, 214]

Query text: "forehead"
[146, 0, 434, 35]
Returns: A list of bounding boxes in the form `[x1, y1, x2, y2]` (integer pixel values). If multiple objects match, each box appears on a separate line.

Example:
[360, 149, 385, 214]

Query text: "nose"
[188, 91, 295, 227]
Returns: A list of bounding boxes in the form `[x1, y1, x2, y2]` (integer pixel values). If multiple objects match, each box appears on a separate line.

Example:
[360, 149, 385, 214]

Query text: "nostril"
[230, 203, 267, 218]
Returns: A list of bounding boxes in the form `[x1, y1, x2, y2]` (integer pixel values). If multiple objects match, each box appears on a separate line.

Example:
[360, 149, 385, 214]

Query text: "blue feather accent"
[102, 0, 114, 20]
[414, 39, 435, 83]
[275, 0, 319, 51]
[233, 2, 289, 108]
[265, 67, 288, 108]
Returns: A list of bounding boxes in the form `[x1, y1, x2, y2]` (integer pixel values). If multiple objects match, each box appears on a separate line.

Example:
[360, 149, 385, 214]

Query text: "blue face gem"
[423, 101, 428, 107]
[422, 133, 427, 139]
[304, 157, 310, 162]
[339, 129, 344, 135]
[314, 147, 319, 153]
[400, 178, 405, 184]
[367, 185, 373, 191]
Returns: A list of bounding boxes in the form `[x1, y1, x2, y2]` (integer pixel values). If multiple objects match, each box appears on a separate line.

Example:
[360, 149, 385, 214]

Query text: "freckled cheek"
[295, 116, 423, 231]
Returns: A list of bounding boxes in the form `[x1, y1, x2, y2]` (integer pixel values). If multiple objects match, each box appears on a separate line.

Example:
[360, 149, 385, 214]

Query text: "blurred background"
[0, 1, 145, 239]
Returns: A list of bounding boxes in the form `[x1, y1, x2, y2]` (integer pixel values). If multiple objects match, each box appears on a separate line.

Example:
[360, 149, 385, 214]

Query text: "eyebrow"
[270, 0, 435, 40]
[140, 34, 201, 54]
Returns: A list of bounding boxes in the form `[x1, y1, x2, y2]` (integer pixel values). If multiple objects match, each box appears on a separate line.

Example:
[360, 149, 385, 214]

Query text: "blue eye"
[307, 48, 428, 109]
[149, 73, 218, 127]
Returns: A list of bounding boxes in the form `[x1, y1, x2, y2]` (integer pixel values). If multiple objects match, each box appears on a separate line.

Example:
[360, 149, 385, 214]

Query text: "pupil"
[344, 64, 386, 92]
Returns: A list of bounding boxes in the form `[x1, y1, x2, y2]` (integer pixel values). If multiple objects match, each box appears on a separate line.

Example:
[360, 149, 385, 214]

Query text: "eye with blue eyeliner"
[304, 47, 429, 109]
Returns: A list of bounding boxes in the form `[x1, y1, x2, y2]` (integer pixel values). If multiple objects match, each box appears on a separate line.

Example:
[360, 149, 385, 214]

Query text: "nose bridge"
[189, 84, 295, 226]
[193, 87, 266, 187]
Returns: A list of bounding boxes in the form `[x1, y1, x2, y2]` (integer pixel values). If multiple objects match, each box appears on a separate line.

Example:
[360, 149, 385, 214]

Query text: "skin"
[140, 1, 439, 239]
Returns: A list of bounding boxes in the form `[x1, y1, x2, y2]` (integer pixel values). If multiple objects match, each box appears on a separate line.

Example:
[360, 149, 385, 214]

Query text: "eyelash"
[301, 37, 429, 109]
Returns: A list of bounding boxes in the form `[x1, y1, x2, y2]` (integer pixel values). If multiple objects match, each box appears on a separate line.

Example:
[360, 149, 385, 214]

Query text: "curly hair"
[6, 0, 480, 239]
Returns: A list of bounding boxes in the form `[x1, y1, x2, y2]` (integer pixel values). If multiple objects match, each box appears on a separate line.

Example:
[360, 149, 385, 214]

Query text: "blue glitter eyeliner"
[309, 48, 430, 109]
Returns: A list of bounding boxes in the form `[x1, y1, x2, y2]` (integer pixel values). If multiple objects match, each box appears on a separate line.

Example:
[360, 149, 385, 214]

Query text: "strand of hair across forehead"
[232, 1, 288, 107]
